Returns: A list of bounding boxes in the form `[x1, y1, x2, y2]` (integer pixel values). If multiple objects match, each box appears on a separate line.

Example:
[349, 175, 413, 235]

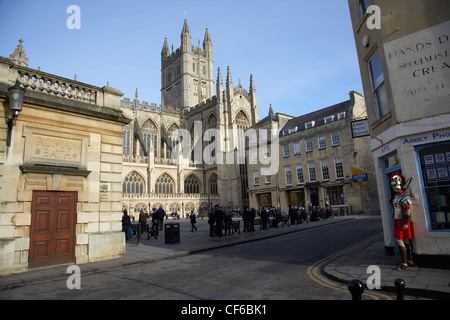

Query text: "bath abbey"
[121, 19, 259, 218]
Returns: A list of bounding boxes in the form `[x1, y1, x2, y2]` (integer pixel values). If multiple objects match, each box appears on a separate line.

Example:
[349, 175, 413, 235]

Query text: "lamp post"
[6, 80, 25, 147]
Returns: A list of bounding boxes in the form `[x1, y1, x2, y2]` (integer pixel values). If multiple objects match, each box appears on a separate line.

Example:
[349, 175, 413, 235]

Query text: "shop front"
[372, 119, 450, 267]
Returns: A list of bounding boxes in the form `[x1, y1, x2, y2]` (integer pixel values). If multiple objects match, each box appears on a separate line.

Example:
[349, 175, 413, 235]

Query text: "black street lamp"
[6, 80, 25, 147]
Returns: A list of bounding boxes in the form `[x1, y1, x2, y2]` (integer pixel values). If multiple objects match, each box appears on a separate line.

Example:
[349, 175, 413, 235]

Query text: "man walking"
[156, 205, 166, 231]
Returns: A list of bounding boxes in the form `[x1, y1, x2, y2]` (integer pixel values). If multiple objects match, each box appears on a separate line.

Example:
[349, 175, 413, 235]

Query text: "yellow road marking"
[307, 234, 393, 300]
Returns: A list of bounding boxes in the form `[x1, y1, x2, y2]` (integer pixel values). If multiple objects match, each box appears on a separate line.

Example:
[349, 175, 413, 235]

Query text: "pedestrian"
[208, 209, 215, 237]
[289, 205, 295, 225]
[214, 204, 224, 237]
[260, 207, 269, 230]
[122, 209, 131, 240]
[249, 208, 256, 232]
[224, 211, 232, 235]
[150, 209, 159, 238]
[199, 205, 205, 220]
[325, 202, 332, 219]
[294, 206, 300, 224]
[243, 207, 250, 232]
[138, 209, 149, 235]
[190, 210, 197, 232]
[156, 205, 166, 231]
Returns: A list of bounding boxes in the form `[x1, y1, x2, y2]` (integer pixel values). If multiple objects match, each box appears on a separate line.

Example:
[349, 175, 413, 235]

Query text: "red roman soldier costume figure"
[390, 173, 414, 270]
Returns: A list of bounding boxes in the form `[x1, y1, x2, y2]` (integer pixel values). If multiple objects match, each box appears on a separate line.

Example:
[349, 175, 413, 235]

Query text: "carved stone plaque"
[23, 126, 89, 170]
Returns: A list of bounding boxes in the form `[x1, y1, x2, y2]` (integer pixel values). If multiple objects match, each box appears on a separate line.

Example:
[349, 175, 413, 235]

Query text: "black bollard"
[394, 278, 405, 300]
[348, 279, 365, 300]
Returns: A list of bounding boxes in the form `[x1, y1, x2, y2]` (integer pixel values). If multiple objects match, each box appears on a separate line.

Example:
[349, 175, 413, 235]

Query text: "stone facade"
[248, 91, 380, 215]
[0, 42, 130, 275]
[348, 0, 450, 267]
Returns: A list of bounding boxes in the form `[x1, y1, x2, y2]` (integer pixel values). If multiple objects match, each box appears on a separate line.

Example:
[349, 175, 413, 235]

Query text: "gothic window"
[140, 119, 158, 158]
[236, 110, 250, 129]
[236, 110, 250, 152]
[169, 203, 181, 214]
[207, 114, 218, 129]
[164, 123, 180, 159]
[123, 125, 130, 156]
[134, 203, 148, 215]
[206, 114, 218, 158]
[209, 174, 218, 194]
[155, 173, 175, 194]
[123, 171, 145, 196]
[190, 124, 201, 163]
[236, 111, 250, 200]
[185, 202, 196, 213]
[184, 175, 200, 194]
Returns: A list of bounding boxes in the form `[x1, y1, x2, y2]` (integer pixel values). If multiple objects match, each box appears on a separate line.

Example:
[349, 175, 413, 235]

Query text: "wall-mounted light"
[6, 80, 25, 146]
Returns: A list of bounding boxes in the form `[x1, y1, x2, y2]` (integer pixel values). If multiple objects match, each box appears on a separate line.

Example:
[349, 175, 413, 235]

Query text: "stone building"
[121, 19, 259, 218]
[248, 91, 380, 214]
[348, 0, 450, 267]
[0, 40, 130, 275]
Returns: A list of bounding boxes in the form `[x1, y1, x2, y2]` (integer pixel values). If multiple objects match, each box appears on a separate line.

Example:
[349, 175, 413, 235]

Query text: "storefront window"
[417, 142, 450, 231]
[324, 185, 346, 206]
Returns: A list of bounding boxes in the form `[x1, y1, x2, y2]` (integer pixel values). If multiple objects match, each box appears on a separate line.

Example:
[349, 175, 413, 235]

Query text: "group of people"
[208, 204, 226, 237]
[121, 206, 167, 240]
[307, 203, 333, 221]
[122, 202, 335, 241]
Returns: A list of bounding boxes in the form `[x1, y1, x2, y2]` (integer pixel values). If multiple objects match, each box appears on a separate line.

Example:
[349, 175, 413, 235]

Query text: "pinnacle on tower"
[226, 66, 233, 86]
[181, 19, 191, 52]
[250, 74, 256, 92]
[182, 18, 190, 35]
[203, 28, 212, 46]
[216, 67, 224, 102]
[162, 38, 170, 58]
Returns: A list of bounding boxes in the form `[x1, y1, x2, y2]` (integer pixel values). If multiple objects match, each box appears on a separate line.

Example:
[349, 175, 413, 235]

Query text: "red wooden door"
[30, 191, 77, 268]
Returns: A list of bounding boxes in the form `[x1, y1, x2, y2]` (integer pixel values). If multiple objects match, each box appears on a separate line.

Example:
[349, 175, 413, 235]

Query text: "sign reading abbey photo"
[383, 20, 449, 122]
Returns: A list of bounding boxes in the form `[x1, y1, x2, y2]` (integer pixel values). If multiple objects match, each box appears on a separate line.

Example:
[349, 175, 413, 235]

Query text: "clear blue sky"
[0, 0, 364, 118]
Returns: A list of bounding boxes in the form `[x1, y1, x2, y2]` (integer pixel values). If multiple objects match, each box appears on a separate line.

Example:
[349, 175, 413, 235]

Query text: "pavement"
[1, 214, 449, 300]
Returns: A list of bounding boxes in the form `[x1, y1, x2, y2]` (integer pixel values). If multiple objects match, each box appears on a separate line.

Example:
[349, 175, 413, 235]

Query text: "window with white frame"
[296, 164, 304, 184]
[265, 174, 271, 184]
[306, 139, 313, 152]
[305, 121, 315, 129]
[308, 162, 316, 182]
[285, 167, 292, 186]
[331, 132, 340, 146]
[321, 159, 330, 181]
[318, 136, 326, 149]
[283, 144, 290, 157]
[335, 157, 344, 179]
[294, 141, 301, 155]
[324, 115, 335, 123]
[253, 171, 260, 186]
[337, 112, 346, 120]
[368, 50, 389, 120]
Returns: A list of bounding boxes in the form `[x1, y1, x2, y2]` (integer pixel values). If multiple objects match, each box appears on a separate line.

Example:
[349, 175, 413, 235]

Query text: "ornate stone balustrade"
[122, 192, 220, 200]
[122, 155, 204, 168]
[17, 70, 97, 104]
